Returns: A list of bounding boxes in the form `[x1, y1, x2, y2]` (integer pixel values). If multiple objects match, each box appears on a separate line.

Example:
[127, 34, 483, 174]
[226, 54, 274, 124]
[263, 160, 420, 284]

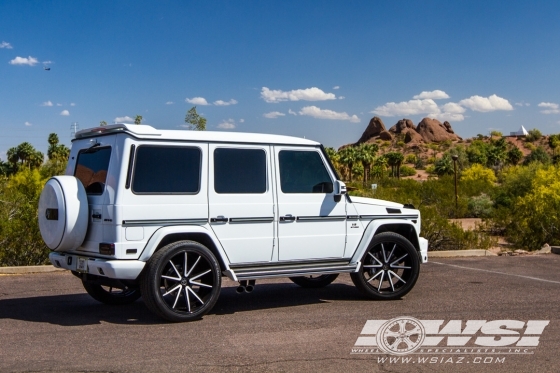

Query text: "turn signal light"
[99, 243, 115, 255]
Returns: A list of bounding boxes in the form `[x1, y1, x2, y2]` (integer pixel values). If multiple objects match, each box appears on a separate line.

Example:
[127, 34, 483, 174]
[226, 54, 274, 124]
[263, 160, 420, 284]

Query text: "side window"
[279, 150, 333, 193]
[74, 147, 112, 195]
[214, 148, 266, 194]
[132, 146, 201, 194]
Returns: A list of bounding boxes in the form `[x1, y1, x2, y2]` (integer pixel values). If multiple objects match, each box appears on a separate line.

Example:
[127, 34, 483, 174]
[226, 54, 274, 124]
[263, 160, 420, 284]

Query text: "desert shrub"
[525, 128, 542, 142]
[405, 154, 417, 164]
[523, 146, 551, 165]
[414, 157, 425, 170]
[461, 164, 497, 184]
[425, 165, 435, 174]
[426, 156, 436, 164]
[524, 142, 536, 151]
[399, 165, 416, 176]
[467, 193, 494, 218]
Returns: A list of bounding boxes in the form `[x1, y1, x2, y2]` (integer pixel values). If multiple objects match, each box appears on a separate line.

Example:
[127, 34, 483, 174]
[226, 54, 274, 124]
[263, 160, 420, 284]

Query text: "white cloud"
[239, 119, 245, 123]
[214, 99, 238, 106]
[165, 101, 174, 105]
[429, 112, 465, 122]
[413, 90, 450, 100]
[264, 111, 285, 119]
[217, 119, 235, 129]
[41, 100, 53, 107]
[9, 56, 39, 66]
[333, 86, 340, 90]
[24, 121, 32, 126]
[288, 109, 297, 116]
[114, 116, 134, 123]
[338, 96, 345, 100]
[185, 97, 210, 105]
[56, 103, 62, 106]
[372, 99, 440, 116]
[441, 102, 466, 114]
[42, 60, 53, 65]
[1, 41, 13, 49]
[299, 106, 360, 123]
[60, 110, 70, 116]
[70, 103, 75, 106]
[458, 94, 513, 112]
[261, 87, 336, 103]
[515, 102, 530, 107]
[538, 102, 559, 114]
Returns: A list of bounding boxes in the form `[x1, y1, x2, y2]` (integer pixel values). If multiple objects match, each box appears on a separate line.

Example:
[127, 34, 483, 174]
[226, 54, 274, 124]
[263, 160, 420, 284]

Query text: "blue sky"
[1, 1, 560, 159]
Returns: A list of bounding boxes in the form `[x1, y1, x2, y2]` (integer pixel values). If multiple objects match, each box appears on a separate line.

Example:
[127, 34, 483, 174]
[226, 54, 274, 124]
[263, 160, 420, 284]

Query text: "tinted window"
[75, 147, 111, 195]
[279, 150, 333, 193]
[133, 146, 201, 194]
[214, 148, 266, 193]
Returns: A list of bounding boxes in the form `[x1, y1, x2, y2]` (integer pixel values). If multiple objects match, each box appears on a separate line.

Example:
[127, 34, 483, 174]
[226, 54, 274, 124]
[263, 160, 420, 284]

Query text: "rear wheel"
[82, 282, 141, 305]
[351, 232, 420, 300]
[289, 274, 339, 288]
[140, 241, 221, 322]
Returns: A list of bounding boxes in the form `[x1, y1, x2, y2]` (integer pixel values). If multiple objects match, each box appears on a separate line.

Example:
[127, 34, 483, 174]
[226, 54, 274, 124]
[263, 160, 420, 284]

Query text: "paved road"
[0, 255, 559, 373]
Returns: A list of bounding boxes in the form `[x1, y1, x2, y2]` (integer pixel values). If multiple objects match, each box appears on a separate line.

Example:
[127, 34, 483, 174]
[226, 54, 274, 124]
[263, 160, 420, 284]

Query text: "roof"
[74, 123, 320, 146]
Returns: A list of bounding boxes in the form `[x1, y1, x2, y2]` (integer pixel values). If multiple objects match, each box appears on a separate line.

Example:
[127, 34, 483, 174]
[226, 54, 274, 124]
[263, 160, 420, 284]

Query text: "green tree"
[525, 128, 542, 142]
[523, 146, 551, 165]
[507, 146, 523, 165]
[100, 120, 108, 126]
[356, 143, 378, 184]
[385, 152, 404, 178]
[549, 134, 560, 155]
[338, 146, 358, 182]
[434, 154, 454, 176]
[134, 115, 143, 125]
[184, 106, 206, 131]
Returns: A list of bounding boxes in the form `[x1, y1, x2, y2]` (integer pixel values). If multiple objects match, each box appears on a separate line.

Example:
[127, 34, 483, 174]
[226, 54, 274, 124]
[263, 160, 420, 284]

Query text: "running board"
[231, 261, 360, 281]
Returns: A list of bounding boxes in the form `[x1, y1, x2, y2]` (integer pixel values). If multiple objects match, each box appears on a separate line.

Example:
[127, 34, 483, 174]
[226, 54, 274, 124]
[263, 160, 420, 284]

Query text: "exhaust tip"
[236, 286, 245, 294]
[245, 285, 254, 293]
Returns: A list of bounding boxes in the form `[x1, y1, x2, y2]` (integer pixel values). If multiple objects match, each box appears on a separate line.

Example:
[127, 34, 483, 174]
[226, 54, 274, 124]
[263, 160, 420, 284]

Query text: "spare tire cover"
[38, 176, 89, 251]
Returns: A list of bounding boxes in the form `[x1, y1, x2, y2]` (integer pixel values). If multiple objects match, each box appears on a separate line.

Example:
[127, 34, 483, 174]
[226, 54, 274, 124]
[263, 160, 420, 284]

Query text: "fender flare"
[349, 219, 420, 264]
[138, 225, 232, 271]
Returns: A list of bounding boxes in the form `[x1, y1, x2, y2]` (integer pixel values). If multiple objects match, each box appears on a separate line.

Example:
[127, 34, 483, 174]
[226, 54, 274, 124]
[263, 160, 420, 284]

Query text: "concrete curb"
[428, 249, 497, 258]
[0, 265, 66, 275]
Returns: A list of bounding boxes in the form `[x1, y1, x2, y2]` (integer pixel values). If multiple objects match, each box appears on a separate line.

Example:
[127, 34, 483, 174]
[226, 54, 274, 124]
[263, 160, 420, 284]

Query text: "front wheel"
[82, 282, 141, 305]
[351, 232, 420, 300]
[140, 241, 222, 322]
[289, 274, 339, 288]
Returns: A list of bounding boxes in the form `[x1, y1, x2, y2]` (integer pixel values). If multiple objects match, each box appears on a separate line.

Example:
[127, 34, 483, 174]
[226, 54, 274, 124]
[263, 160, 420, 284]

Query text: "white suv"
[38, 124, 428, 322]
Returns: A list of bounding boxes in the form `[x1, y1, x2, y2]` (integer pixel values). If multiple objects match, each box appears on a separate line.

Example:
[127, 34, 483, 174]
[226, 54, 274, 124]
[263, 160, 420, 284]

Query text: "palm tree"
[338, 146, 358, 182]
[385, 152, 404, 178]
[356, 143, 378, 184]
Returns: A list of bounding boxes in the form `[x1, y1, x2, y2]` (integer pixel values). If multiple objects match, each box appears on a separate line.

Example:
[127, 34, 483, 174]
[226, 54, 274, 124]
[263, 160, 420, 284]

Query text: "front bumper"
[49, 252, 145, 280]
[419, 237, 428, 263]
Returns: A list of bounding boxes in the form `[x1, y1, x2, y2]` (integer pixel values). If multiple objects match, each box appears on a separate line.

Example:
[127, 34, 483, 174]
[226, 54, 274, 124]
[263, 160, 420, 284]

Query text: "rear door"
[208, 144, 275, 264]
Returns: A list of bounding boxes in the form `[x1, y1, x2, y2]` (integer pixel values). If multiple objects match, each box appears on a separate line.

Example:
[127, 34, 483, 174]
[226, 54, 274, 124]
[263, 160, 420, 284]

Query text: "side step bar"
[230, 261, 360, 281]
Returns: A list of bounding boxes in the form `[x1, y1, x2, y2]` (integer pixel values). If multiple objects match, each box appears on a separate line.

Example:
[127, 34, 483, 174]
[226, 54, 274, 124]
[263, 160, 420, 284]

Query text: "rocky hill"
[344, 116, 462, 150]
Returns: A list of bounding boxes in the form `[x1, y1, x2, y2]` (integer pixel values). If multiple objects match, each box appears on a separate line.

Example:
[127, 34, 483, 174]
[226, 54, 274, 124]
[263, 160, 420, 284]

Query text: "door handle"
[280, 215, 296, 222]
[210, 216, 229, 223]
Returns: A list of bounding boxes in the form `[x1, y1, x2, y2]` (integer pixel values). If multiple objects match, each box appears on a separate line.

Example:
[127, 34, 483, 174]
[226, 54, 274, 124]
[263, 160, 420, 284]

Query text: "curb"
[428, 249, 497, 258]
[553, 246, 560, 255]
[0, 265, 67, 275]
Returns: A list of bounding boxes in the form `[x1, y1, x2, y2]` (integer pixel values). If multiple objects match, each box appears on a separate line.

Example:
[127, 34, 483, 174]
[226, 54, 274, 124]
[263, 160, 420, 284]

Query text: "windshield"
[74, 147, 111, 194]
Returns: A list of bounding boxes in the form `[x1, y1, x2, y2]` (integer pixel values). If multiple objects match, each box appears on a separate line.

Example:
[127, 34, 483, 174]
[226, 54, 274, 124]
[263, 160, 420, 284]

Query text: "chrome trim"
[233, 263, 359, 280]
[296, 215, 347, 221]
[229, 217, 274, 223]
[122, 218, 207, 226]
[359, 214, 418, 220]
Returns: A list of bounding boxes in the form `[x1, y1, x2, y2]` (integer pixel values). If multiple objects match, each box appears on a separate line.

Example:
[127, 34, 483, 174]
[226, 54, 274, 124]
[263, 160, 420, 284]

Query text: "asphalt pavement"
[0, 255, 559, 373]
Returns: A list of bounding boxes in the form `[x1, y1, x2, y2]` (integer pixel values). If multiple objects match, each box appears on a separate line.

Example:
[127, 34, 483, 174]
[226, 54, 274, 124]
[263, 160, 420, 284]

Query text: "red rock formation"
[389, 119, 416, 133]
[416, 117, 461, 142]
[356, 117, 387, 144]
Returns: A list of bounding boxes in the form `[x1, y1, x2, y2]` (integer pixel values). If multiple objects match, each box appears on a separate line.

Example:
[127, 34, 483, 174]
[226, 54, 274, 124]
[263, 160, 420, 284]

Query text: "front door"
[274, 147, 347, 261]
[208, 144, 275, 264]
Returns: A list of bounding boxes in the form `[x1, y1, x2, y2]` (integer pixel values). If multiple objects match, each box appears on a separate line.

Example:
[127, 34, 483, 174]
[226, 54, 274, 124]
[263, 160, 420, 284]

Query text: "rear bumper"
[419, 237, 428, 263]
[49, 252, 145, 280]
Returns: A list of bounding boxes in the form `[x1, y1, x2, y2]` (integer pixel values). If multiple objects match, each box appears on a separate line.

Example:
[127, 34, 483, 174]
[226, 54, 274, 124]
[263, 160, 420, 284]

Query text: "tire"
[140, 241, 221, 322]
[82, 282, 141, 305]
[289, 274, 339, 288]
[351, 232, 420, 300]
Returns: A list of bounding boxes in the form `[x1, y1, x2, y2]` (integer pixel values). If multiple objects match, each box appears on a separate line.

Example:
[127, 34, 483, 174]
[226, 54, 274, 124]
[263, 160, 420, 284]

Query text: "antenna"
[70, 122, 79, 138]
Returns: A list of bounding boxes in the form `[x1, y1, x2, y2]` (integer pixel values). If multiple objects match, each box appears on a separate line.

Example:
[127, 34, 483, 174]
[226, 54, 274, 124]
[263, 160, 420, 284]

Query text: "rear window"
[74, 147, 111, 195]
[132, 146, 201, 194]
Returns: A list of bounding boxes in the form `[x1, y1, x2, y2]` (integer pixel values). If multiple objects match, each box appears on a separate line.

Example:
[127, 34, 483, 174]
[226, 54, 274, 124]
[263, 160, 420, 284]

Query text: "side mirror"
[334, 180, 347, 196]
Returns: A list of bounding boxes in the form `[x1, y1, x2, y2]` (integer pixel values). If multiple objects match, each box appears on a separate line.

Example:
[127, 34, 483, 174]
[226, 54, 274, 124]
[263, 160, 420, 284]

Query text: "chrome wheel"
[141, 241, 221, 322]
[351, 232, 419, 300]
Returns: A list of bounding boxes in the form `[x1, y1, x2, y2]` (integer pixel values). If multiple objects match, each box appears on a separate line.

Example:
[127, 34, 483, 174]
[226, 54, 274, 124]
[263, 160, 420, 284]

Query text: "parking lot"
[0, 255, 559, 373]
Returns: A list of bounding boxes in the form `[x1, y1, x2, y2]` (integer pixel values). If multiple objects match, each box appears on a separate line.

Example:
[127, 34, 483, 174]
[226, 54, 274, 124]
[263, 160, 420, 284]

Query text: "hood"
[350, 196, 403, 209]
